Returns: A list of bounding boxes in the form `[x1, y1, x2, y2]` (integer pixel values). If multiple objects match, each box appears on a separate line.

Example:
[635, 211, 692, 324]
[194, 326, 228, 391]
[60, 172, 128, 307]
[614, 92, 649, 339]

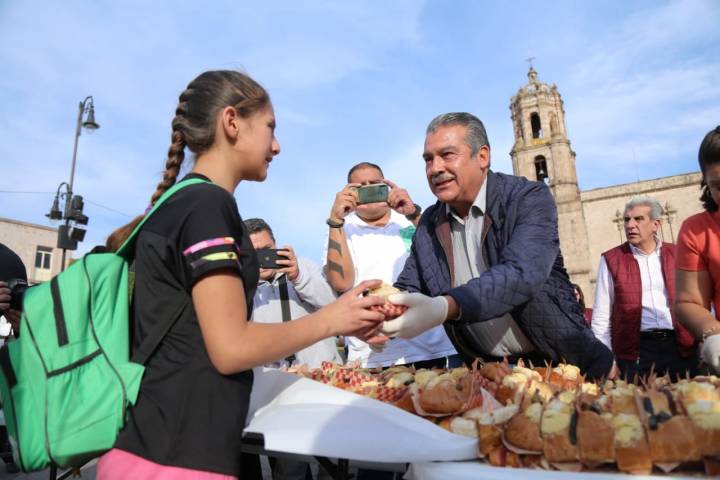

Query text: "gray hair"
[624, 196, 663, 220]
[426, 112, 490, 156]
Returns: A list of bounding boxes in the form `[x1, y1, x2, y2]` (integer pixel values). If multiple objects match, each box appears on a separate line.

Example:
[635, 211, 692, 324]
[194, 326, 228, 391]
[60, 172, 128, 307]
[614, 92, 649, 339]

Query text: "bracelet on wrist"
[326, 217, 345, 228]
[702, 325, 720, 342]
[405, 203, 422, 221]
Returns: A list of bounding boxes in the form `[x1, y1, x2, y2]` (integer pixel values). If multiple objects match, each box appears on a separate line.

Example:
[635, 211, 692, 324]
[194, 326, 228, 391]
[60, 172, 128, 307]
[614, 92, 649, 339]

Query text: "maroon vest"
[603, 242, 697, 360]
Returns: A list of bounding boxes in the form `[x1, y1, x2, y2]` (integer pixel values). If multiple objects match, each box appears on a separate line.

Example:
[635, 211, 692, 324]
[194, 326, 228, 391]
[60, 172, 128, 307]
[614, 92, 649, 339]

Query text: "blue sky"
[1, 0, 718, 262]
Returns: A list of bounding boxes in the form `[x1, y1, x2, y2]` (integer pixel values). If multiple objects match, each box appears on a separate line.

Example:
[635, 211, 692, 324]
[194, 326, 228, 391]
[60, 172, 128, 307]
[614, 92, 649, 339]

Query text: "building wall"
[0, 217, 65, 284]
[578, 172, 703, 306]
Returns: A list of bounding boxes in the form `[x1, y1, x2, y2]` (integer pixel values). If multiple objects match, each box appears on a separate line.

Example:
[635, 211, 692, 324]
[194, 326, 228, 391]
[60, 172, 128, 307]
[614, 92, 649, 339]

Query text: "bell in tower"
[509, 65, 592, 297]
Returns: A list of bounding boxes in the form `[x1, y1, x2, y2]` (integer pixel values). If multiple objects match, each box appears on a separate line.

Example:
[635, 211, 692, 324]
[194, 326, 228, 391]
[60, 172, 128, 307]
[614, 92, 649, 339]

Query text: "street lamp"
[47, 96, 100, 270]
[613, 209, 624, 244]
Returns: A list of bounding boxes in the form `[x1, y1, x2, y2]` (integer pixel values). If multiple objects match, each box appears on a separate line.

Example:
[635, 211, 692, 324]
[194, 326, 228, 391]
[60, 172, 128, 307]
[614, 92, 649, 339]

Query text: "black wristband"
[405, 203, 422, 221]
[326, 217, 345, 228]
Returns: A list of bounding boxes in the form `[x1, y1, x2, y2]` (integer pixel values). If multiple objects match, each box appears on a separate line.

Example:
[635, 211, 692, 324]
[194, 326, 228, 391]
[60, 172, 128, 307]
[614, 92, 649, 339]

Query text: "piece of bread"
[541, 398, 578, 462]
[504, 403, 543, 452]
[612, 413, 652, 474]
[646, 416, 701, 463]
[464, 404, 519, 456]
[418, 372, 472, 414]
[367, 283, 407, 319]
[680, 393, 720, 457]
[576, 409, 615, 464]
[638, 390, 702, 463]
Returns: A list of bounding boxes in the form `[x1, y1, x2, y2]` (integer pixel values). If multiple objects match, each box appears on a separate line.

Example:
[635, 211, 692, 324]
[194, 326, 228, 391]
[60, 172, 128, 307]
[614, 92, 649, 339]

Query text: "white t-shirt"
[325, 210, 456, 367]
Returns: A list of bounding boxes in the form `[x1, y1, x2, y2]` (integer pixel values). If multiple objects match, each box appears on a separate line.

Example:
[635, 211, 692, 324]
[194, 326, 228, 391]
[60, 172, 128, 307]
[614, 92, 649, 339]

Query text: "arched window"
[531, 112, 543, 139]
[534, 155, 548, 183]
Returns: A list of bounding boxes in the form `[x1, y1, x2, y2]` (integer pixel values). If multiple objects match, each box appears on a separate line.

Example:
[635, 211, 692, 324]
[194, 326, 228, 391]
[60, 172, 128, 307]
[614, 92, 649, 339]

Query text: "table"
[242, 431, 407, 480]
[405, 461, 704, 480]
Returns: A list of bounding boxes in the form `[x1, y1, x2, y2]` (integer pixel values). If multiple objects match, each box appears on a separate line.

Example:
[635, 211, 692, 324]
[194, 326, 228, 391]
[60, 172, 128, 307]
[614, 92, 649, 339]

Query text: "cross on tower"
[525, 56, 536, 70]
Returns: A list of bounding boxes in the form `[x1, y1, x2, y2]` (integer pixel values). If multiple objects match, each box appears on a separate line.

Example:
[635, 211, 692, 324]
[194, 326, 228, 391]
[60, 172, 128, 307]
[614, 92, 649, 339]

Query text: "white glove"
[380, 292, 448, 339]
[702, 334, 720, 373]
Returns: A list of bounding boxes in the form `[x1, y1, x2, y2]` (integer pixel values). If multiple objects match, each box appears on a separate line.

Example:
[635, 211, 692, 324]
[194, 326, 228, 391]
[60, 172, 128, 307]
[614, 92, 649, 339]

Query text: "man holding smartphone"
[244, 220, 339, 480]
[244, 218, 342, 369]
[324, 162, 459, 370]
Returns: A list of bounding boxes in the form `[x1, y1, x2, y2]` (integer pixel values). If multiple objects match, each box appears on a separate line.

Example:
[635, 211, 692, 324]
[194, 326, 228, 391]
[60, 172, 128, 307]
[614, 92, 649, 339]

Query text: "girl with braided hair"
[97, 71, 386, 479]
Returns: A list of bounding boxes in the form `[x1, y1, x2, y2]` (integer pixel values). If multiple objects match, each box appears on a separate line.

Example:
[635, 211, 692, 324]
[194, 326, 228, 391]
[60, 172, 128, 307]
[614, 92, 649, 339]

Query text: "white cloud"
[560, 0, 720, 188]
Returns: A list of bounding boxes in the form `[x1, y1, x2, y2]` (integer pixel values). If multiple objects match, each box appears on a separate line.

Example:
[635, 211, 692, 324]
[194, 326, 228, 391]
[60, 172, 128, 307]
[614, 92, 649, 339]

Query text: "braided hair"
[108, 71, 270, 250]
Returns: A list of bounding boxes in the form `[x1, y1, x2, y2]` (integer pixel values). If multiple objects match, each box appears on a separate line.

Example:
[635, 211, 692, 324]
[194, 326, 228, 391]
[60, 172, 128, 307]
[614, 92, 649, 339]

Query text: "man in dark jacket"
[380, 112, 613, 379]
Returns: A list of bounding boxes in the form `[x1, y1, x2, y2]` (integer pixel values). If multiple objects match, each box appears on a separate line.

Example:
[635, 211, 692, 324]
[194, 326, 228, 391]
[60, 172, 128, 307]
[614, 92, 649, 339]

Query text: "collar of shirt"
[345, 209, 405, 228]
[258, 271, 287, 287]
[628, 236, 662, 257]
[446, 176, 486, 225]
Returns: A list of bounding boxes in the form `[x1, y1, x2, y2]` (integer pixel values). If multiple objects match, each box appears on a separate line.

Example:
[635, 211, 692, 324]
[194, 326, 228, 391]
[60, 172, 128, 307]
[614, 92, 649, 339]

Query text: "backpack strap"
[277, 274, 296, 365]
[116, 177, 210, 258]
[118, 177, 210, 365]
[131, 298, 190, 365]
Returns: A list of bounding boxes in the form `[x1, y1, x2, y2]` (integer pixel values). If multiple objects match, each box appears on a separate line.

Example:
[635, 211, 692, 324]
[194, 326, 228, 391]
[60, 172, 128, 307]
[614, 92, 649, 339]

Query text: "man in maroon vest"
[591, 196, 698, 380]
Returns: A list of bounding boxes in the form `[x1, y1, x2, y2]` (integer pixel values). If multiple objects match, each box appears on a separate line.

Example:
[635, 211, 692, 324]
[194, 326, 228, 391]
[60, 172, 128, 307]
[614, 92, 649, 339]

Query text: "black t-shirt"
[115, 174, 259, 475]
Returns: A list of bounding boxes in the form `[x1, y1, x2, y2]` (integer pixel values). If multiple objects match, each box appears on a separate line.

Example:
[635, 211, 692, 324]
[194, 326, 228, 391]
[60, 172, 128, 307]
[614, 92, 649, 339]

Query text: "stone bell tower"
[509, 66, 592, 294]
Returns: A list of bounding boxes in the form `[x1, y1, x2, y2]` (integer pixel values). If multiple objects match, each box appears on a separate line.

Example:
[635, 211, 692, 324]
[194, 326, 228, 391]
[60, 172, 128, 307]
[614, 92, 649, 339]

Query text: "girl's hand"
[320, 279, 386, 337]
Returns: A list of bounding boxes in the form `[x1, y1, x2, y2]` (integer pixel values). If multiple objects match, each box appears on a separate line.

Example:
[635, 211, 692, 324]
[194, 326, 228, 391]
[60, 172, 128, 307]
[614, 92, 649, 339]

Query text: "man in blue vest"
[376, 112, 612, 379]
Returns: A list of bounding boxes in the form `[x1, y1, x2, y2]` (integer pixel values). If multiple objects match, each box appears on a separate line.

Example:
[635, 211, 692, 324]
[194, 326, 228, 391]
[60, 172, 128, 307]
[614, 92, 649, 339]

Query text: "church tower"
[509, 66, 592, 295]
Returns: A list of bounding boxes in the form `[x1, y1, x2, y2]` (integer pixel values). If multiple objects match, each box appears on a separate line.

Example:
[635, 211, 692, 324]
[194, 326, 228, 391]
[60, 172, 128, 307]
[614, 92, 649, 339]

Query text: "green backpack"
[0, 178, 208, 471]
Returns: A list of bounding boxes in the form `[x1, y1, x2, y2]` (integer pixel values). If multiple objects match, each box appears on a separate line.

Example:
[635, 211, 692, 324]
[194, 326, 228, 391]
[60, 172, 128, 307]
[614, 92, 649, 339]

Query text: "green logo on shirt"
[399, 226, 416, 252]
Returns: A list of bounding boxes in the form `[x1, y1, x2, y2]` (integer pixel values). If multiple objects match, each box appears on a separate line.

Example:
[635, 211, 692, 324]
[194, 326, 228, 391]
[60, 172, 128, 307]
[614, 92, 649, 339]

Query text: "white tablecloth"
[245, 368, 477, 463]
[405, 462, 701, 480]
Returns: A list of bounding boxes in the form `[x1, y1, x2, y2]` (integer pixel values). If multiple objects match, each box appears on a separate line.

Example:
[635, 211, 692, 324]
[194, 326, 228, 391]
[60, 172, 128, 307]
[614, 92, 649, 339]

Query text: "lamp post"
[664, 201, 677, 243]
[47, 96, 100, 270]
[613, 209, 624, 244]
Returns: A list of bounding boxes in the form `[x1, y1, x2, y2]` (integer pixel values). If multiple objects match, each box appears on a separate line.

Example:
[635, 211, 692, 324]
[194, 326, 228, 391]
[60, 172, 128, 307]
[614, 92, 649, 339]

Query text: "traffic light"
[55, 194, 89, 251]
[67, 195, 89, 225]
[57, 224, 77, 250]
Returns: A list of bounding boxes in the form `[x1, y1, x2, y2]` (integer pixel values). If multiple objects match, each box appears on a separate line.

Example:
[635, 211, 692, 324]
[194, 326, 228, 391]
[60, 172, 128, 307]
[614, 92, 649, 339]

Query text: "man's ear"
[475, 145, 490, 169]
[652, 218, 662, 233]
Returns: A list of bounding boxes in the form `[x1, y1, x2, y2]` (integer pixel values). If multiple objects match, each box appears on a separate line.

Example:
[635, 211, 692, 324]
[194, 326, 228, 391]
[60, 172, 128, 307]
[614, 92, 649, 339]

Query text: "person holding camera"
[325, 162, 458, 369]
[0, 242, 25, 473]
[0, 243, 27, 342]
[245, 217, 339, 480]
[245, 217, 341, 369]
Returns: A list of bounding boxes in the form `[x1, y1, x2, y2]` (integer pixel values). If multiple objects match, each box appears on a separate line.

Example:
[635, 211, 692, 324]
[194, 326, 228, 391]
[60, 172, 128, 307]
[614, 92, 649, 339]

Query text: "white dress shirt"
[447, 178, 534, 357]
[591, 239, 674, 351]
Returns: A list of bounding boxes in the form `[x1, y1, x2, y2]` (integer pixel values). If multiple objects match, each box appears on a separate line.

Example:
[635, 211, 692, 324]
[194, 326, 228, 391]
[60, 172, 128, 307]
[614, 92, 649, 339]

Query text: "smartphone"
[356, 183, 389, 205]
[256, 248, 288, 269]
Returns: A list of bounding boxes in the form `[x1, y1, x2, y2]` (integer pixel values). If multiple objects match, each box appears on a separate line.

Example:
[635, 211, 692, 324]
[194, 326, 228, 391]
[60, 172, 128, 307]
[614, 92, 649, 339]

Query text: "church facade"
[509, 68, 703, 306]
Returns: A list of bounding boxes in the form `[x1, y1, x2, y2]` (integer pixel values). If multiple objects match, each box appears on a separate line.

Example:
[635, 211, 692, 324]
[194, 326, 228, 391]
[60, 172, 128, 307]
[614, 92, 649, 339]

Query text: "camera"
[356, 184, 389, 205]
[255, 248, 288, 269]
[2, 278, 28, 312]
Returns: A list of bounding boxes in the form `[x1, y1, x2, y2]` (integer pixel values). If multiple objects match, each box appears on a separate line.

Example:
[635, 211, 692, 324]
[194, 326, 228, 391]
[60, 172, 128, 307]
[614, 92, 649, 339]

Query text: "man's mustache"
[431, 173, 456, 185]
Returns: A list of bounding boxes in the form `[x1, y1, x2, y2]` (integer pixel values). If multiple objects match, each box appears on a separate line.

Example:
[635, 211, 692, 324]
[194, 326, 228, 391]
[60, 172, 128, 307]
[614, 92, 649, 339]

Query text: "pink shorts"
[97, 448, 238, 480]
